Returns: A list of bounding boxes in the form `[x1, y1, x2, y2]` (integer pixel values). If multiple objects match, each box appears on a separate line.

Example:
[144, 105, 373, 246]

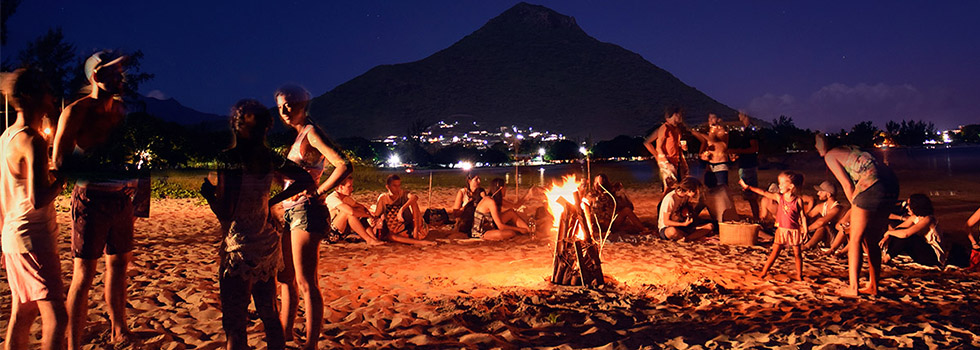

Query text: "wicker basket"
[719, 222, 759, 245]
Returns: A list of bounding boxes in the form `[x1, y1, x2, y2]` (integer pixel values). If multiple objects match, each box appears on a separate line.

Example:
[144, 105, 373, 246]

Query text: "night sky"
[4, 0, 978, 132]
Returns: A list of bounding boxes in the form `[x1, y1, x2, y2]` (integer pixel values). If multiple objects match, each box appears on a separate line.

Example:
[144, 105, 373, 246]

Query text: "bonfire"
[544, 175, 605, 288]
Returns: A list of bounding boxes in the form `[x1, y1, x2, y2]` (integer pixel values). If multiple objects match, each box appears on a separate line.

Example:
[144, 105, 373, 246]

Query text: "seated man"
[585, 174, 644, 234]
[324, 176, 383, 245]
[802, 181, 845, 250]
[657, 177, 713, 241]
[371, 175, 435, 245]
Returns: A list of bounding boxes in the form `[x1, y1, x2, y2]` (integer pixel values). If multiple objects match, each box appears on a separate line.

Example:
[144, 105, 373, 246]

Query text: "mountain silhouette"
[309, 2, 737, 140]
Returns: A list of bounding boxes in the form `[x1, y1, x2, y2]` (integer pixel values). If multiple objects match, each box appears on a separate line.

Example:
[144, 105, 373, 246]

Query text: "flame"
[575, 226, 586, 240]
[544, 174, 584, 229]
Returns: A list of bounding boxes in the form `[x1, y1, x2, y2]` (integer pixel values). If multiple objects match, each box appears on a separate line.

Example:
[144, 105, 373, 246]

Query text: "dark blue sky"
[4, 0, 978, 131]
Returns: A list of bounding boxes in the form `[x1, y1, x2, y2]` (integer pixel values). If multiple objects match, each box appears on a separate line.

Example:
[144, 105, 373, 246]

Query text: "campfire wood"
[551, 196, 604, 288]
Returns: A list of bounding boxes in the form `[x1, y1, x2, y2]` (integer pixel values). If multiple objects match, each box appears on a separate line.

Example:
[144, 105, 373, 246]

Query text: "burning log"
[550, 193, 604, 288]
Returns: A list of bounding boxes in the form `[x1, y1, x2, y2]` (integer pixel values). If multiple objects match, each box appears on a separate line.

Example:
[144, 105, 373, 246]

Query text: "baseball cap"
[814, 181, 836, 196]
[84, 51, 127, 81]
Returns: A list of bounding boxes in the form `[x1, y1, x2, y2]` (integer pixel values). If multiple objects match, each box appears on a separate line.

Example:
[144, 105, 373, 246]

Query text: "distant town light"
[387, 154, 401, 167]
[458, 161, 473, 171]
[538, 148, 546, 156]
[516, 134, 524, 140]
[579, 146, 588, 155]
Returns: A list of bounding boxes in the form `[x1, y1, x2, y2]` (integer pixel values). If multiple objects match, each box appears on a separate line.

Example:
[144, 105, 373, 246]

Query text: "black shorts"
[71, 186, 135, 259]
[853, 177, 899, 211]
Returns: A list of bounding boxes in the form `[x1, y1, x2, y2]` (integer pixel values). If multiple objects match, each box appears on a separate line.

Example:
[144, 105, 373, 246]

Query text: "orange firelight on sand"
[544, 174, 584, 230]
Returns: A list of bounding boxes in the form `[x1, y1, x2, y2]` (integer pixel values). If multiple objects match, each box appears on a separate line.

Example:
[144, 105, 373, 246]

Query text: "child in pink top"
[741, 171, 807, 281]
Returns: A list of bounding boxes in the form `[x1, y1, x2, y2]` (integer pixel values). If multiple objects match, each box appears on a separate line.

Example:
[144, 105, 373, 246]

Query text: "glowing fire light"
[544, 174, 584, 230]
[43, 127, 52, 136]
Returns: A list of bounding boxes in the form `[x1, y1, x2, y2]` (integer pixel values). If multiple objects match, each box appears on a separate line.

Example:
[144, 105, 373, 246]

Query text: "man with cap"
[52, 50, 138, 348]
[803, 180, 845, 250]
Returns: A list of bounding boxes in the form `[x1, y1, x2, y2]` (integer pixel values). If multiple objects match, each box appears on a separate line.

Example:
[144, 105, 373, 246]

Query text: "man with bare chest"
[52, 51, 138, 349]
[692, 113, 735, 221]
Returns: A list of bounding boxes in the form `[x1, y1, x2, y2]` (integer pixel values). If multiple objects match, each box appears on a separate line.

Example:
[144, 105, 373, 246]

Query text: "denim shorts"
[283, 200, 330, 235]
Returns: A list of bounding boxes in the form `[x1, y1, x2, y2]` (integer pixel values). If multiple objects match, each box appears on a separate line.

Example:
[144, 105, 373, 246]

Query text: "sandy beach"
[1, 179, 978, 349]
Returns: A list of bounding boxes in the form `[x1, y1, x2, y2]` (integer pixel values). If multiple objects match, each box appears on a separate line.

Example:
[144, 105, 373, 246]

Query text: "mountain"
[132, 95, 226, 128]
[308, 2, 738, 140]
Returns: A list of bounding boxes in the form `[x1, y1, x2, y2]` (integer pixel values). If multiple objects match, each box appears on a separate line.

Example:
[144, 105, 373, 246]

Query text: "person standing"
[1, 67, 68, 350]
[274, 84, 350, 349]
[815, 133, 899, 297]
[52, 51, 139, 348]
[729, 111, 761, 219]
[690, 113, 735, 221]
[644, 106, 687, 193]
[202, 99, 312, 350]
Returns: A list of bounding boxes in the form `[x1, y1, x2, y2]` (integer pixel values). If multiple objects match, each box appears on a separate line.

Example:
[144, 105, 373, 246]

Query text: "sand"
[1, 186, 979, 349]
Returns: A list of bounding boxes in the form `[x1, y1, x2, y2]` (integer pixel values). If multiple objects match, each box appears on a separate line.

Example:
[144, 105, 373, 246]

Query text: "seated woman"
[472, 178, 532, 240]
[584, 174, 644, 234]
[879, 193, 947, 267]
[372, 175, 435, 245]
[450, 173, 483, 235]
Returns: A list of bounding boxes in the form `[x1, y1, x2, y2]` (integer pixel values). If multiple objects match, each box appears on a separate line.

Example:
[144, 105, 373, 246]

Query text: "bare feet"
[836, 286, 859, 298]
[858, 284, 878, 296]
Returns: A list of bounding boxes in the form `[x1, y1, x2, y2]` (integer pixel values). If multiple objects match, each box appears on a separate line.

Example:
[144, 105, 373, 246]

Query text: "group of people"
[3, 52, 980, 350]
[1, 52, 434, 350]
[643, 106, 975, 299]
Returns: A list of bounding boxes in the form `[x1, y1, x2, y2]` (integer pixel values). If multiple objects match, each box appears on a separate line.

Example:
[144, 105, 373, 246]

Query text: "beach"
[1, 171, 978, 349]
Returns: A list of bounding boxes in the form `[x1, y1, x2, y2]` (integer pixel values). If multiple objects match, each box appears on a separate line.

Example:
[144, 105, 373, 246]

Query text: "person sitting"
[472, 178, 532, 240]
[964, 206, 980, 271]
[450, 173, 483, 235]
[880, 193, 947, 267]
[657, 177, 713, 241]
[803, 181, 845, 250]
[371, 175, 434, 245]
[584, 174, 644, 234]
[324, 176, 383, 245]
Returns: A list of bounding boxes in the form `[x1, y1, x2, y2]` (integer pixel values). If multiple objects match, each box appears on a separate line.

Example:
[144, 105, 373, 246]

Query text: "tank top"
[662, 123, 682, 163]
[282, 124, 326, 209]
[775, 195, 803, 230]
[0, 127, 58, 254]
[839, 146, 880, 197]
[913, 216, 947, 266]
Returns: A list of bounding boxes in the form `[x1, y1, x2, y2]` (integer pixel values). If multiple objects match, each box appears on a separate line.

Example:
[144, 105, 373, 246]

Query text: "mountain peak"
[474, 2, 584, 38]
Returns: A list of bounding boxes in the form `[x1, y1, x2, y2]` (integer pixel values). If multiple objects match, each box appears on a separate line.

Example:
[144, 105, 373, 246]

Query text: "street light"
[579, 146, 588, 155]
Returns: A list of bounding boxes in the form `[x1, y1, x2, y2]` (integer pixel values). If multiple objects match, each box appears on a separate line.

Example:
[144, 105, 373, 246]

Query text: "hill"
[308, 2, 737, 140]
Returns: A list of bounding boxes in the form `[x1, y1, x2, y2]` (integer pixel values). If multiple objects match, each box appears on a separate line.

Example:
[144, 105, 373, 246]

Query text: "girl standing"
[201, 99, 313, 350]
[741, 171, 808, 281]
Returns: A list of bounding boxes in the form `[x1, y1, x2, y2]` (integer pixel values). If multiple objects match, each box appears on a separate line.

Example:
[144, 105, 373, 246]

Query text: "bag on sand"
[423, 208, 450, 226]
